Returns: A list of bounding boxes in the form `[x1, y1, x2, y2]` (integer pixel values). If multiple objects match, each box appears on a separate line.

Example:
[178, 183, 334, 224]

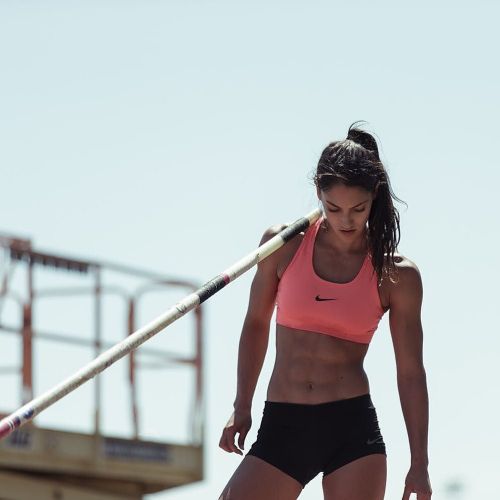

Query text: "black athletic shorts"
[246, 393, 386, 488]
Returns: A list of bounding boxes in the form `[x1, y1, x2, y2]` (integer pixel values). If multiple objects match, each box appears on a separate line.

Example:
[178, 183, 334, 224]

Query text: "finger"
[230, 441, 243, 455]
[413, 485, 432, 499]
[227, 428, 241, 455]
[402, 484, 412, 500]
[232, 436, 243, 455]
[238, 429, 248, 451]
[417, 492, 432, 500]
[219, 429, 235, 453]
[225, 428, 242, 455]
[218, 433, 230, 453]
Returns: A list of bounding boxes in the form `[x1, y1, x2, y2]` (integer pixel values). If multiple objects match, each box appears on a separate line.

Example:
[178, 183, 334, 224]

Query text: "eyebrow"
[326, 199, 369, 208]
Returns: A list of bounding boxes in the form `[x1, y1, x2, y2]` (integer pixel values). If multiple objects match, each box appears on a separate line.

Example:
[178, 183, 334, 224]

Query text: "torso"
[267, 223, 393, 404]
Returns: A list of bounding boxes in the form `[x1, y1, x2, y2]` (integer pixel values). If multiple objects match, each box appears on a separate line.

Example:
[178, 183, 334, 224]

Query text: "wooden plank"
[0, 471, 141, 500]
[0, 426, 203, 494]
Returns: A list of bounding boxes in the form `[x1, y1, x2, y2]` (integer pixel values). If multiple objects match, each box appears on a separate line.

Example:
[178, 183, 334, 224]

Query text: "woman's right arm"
[219, 224, 285, 455]
[232, 224, 284, 411]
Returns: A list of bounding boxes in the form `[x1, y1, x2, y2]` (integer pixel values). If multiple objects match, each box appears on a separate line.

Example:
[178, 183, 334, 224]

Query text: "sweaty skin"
[266, 221, 391, 405]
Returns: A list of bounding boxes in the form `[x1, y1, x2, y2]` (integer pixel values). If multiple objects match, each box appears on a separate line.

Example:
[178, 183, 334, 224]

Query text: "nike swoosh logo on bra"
[366, 437, 383, 445]
[315, 295, 337, 301]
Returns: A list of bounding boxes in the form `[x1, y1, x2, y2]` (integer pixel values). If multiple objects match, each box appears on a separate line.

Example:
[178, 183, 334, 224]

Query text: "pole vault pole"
[0, 208, 322, 440]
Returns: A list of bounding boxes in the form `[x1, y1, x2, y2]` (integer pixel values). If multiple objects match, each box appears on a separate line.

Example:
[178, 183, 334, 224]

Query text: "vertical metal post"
[93, 267, 102, 435]
[193, 305, 204, 446]
[0, 248, 10, 318]
[22, 305, 33, 404]
[22, 258, 34, 404]
[128, 298, 139, 438]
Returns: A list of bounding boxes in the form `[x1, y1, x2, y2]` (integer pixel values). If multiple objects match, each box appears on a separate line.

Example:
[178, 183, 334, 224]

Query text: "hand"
[219, 408, 252, 456]
[402, 464, 432, 499]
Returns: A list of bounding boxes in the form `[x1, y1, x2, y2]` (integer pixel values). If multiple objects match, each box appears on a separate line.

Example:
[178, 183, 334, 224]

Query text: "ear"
[316, 186, 322, 200]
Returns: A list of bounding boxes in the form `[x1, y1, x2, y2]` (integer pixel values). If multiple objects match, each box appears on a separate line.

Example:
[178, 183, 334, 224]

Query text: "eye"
[328, 207, 366, 213]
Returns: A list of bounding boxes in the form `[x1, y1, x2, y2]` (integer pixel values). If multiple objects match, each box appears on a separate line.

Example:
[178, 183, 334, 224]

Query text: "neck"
[320, 220, 369, 256]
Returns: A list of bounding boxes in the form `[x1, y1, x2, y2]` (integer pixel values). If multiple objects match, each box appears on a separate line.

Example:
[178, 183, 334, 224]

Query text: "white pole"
[0, 208, 321, 439]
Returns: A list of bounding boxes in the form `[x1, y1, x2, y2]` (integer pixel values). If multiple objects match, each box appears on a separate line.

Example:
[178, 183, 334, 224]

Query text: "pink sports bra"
[275, 216, 385, 344]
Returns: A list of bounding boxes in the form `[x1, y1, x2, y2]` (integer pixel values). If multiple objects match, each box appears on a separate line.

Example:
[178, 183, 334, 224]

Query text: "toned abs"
[267, 227, 390, 404]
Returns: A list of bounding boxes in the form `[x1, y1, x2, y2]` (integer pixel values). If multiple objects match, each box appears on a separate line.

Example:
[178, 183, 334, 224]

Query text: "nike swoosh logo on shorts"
[315, 295, 337, 301]
[366, 437, 383, 445]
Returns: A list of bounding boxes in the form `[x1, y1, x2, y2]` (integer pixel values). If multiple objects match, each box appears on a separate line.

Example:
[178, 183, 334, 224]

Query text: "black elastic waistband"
[263, 393, 374, 415]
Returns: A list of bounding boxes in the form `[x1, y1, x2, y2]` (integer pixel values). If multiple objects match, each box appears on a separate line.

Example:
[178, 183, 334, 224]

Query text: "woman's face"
[316, 183, 375, 238]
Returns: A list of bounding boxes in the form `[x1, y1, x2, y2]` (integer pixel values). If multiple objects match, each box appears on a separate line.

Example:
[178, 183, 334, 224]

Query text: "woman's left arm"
[388, 259, 432, 500]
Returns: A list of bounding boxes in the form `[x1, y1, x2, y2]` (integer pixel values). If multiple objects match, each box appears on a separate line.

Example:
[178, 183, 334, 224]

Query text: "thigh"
[322, 454, 387, 500]
[218, 455, 304, 500]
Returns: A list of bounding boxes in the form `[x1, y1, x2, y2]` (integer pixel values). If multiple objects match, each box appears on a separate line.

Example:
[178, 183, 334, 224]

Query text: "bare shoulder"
[390, 253, 420, 273]
[394, 254, 421, 277]
[385, 253, 423, 305]
[245, 222, 303, 324]
[259, 221, 305, 250]
[259, 222, 290, 245]
[256, 222, 291, 271]
[258, 222, 305, 278]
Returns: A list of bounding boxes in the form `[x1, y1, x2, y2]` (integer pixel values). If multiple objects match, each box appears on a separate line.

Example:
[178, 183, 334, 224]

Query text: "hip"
[267, 367, 370, 404]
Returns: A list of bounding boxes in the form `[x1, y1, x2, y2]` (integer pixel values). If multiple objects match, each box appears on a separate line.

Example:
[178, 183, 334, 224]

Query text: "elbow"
[242, 316, 271, 339]
[396, 365, 427, 384]
[244, 312, 272, 331]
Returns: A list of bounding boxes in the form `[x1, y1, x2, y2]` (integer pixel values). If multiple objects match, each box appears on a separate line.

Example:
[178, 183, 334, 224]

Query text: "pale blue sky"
[1, 1, 499, 499]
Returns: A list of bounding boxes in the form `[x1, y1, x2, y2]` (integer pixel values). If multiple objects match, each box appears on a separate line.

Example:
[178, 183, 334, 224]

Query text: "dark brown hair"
[312, 121, 406, 284]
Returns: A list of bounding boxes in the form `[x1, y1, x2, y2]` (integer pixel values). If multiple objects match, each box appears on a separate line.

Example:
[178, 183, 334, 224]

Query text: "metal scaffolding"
[0, 232, 205, 499]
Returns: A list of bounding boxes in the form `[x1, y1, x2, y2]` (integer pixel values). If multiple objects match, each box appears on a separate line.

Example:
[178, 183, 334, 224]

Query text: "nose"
[341, 216, 354, 228]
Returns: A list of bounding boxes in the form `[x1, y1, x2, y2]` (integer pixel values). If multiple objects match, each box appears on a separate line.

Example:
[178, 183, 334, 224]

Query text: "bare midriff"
[266, 323, 371, 404]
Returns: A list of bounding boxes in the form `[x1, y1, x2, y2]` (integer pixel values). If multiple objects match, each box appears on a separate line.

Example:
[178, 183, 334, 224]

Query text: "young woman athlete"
[218, 122, 432, 500]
